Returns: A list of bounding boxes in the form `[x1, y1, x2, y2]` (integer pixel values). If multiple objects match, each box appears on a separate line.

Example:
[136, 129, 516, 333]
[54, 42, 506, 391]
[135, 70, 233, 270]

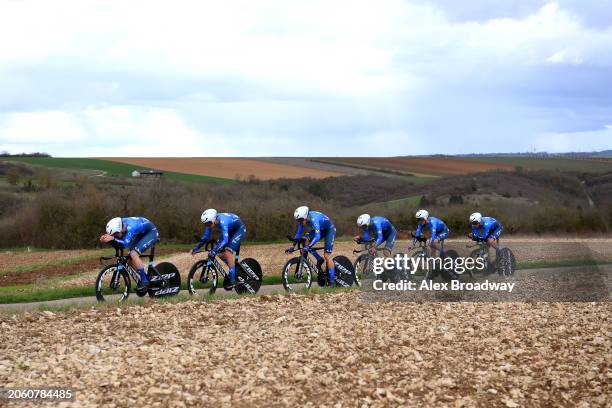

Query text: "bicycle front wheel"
[187, 260, 218, 295]
[282, 257, 312, 292]
[354, 254, 373, 283]
[95, 265, 131, 302]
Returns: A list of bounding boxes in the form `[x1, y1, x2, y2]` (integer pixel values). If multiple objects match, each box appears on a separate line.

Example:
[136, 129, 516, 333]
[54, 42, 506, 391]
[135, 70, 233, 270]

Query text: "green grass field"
[464, 156, 612, 173]
[0, 275, 285, 304]
[3, 157, 234, 184]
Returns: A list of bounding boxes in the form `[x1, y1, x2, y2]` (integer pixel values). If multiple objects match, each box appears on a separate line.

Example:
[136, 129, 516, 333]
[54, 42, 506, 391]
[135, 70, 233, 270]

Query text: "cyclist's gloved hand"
[303, 245, 311, 253]
[209, 249, 217, 258]
[285, 246, 295, 254]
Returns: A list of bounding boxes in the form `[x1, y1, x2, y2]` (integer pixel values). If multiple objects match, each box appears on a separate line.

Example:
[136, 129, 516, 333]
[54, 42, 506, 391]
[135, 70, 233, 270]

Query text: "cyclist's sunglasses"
[471, 221, 480, 226]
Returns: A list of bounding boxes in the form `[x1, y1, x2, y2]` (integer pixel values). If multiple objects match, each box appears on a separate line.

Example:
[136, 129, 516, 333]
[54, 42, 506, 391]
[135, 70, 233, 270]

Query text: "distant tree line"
[0, 165, 611, 249]
[0, 151, 51, 157]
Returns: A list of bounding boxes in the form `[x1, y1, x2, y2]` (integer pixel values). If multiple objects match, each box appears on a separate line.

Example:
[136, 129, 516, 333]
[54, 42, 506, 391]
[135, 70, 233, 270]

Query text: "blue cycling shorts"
[130, 228, 159, 255]
[306, 225, 336, 253]
[435, 228, 449, 241]
[490, 226, 503, 240]
[225, 224, 247, 255]
[383, 227, 397, 252]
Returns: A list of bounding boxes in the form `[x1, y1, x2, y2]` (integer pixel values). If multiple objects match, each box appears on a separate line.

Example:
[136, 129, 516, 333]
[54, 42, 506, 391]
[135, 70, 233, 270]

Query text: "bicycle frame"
[467, 239, 490, 259]
[286, 235, 325, 278]
[191, 238, 241, 286]
[408, 233, 442, 280]
[101, 241, 167, 288]
[353, 239, 385, 277]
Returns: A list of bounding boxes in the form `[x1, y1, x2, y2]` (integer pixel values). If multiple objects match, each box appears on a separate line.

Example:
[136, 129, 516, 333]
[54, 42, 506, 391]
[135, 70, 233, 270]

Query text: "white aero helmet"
[357, 214, 371, 227]
[415, 209, 429, 220]
[470, 212, 483, 225]
[294, 206, 309, 220]
[106, 217, 123, 235]
[201, 208, 218, 224]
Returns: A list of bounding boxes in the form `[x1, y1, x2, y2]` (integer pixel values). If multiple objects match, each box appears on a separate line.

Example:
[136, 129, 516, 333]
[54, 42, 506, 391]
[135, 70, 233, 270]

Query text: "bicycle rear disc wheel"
[95, 265, 130, 302]
[333, 255, 355, 287]
[235, 258, 263, 294]
[282, 257, 312, 292]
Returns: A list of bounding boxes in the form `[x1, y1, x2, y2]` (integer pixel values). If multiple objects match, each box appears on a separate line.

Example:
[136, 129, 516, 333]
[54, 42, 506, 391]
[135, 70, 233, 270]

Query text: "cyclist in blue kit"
[354, 214, 397, 257]
[287, 206, 337, 286]
[468, 212, 504, 265]
[192, 209, 246, 289]
[411, 209, 449, 258]
[100, 216, 159, 292]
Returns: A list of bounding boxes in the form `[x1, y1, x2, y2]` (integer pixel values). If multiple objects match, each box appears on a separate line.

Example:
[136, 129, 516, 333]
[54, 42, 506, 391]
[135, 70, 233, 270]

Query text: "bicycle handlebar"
[285, 235, 324, 252]
[353, 240, 385, 254]
[410, 232, 427, 243]
[193, 236, 217, 251]
[99, 240, 155, 264]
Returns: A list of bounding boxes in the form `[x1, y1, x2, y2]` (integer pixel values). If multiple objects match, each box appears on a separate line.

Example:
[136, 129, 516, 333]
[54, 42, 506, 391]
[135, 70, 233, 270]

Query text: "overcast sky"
[0, 0, 611, 156]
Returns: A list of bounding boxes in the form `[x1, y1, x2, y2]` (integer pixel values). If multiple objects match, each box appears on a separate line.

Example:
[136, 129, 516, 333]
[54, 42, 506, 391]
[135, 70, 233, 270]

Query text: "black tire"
[187, 260, 205, 295]
[353, 254, 371, 285]
[148, 262, 181, 297]
[441, 249, 460, 281]
[95, 264, 130, 302]
[465, 248, 482, 279]
[392, 252, 411, 281]
[187, 260, 218, 295]
[498, 248, 515, 278]
[408, 249, 430, 280]
[234, 258, 263, 294]
[282, 257, 312, 292]
[509, 249, 516, 275]
[333, 255, 355, 287]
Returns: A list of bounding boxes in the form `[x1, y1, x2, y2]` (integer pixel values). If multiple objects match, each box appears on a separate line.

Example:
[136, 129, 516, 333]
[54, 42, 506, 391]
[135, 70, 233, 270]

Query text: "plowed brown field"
[1, 294, 610, 407]
[321, 157, 514, 175]
[103, 158, 345, 180]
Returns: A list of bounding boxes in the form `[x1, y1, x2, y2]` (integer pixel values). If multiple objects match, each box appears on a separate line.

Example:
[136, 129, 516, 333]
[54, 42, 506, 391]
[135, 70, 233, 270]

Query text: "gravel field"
[1, 292, 610, 407]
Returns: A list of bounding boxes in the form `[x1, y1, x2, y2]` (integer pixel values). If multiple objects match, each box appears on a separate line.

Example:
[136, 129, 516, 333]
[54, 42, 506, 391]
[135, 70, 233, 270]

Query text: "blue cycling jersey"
[415, 216, 448, 240]
[472, 217, 503, 239]
[114, 217, 156, 248]
[199, 213, 245, 252]
[294, 211, 334, 247]
[362, 216, 395, 246]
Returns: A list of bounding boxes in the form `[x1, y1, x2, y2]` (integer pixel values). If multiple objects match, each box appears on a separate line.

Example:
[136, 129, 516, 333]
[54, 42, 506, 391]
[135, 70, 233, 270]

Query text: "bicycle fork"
[110, 265, 122, 290]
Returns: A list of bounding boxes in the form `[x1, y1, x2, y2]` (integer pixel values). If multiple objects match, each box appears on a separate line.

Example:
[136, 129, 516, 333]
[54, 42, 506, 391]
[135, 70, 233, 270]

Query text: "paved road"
[1, 264, 610, 312]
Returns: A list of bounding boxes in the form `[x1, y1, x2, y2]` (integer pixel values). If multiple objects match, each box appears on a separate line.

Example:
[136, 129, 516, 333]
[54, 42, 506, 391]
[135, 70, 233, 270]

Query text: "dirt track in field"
[0, 249, 99, 273]
[0, 248, 185, 286]
[1, 293, 610, 407]
[102, 157, 346, 180]
[322, 157, 515, 175]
